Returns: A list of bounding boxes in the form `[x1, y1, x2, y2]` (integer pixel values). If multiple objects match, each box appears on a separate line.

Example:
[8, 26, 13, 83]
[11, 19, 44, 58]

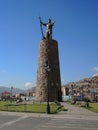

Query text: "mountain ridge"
[0, 86, 24, 95]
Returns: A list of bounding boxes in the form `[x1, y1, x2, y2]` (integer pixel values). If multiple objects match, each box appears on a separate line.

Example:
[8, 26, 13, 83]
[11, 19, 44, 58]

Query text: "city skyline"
[0, 0, 98, 89]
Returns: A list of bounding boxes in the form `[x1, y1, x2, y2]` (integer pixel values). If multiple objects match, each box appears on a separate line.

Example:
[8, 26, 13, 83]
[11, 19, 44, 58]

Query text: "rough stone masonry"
[36, 39, 62, 102]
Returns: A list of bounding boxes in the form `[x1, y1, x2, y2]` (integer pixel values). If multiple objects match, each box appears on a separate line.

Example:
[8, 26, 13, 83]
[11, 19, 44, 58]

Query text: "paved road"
[0, 103, 98, 130]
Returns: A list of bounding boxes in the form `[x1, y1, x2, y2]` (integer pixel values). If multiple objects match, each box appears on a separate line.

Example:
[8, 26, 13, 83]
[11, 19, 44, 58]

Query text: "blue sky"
[0, 0, 98, 89]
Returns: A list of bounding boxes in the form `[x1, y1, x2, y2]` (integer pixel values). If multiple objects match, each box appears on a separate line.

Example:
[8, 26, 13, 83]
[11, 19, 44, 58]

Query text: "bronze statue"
[39, 17, 55, 39]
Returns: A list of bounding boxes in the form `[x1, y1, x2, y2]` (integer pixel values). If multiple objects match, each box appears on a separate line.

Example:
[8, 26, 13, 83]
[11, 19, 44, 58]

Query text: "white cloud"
[24, 82, 36, 89]
[93, 73, 98, 77]
[92, 67, 98, 77]
[61, 75, 66, 85]
[25, 82, 32, 87]
[93, 67, 98, 72]
[61, 78, 65, 84]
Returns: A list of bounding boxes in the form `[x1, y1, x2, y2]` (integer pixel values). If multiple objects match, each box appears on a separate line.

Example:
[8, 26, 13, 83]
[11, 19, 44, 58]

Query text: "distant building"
[62, 86, 69, 96]
[2, 91, 10, 98]
[29, 92, 36, 97]
[15, 93, 25, 99]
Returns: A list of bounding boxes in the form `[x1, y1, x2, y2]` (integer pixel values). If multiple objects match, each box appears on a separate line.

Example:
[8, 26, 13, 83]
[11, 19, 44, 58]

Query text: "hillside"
[0, 86, 24, 95]
[63, 75, 98, 101]
[64, 75, 98, 89]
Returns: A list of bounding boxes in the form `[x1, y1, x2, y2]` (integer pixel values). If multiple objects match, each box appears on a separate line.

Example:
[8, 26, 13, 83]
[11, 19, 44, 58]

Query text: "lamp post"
[11, 86, 13, 96]
[91, 80, 96, 101]
[51, 82, 58, 101]
[10, 86, 13, 102]
[43, 61, 51, 114]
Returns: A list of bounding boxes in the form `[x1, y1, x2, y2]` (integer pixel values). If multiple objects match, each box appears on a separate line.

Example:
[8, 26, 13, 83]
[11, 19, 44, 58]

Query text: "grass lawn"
[88, 102, 98, 113]
[0, 101, 61, 113]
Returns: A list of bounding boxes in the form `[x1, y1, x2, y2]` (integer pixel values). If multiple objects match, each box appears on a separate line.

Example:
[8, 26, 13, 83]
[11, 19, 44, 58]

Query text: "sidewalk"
[57, 102, 98, 120]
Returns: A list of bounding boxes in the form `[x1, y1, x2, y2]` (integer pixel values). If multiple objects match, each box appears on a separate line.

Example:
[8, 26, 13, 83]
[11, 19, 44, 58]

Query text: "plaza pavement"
[0, 102, 98, 130]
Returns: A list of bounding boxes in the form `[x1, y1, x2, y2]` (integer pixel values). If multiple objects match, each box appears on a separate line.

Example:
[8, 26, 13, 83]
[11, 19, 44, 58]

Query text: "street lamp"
[51, 82, 58, 101]
[10, 86, 13, 102]
[43, 61, 51, 114]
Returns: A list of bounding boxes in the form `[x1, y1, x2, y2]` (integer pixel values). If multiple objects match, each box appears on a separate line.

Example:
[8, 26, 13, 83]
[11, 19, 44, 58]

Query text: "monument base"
[36, 39, 62, 102]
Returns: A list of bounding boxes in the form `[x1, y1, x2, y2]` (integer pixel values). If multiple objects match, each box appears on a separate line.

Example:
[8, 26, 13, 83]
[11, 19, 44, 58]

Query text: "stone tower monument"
[36, 18, 62, 102]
